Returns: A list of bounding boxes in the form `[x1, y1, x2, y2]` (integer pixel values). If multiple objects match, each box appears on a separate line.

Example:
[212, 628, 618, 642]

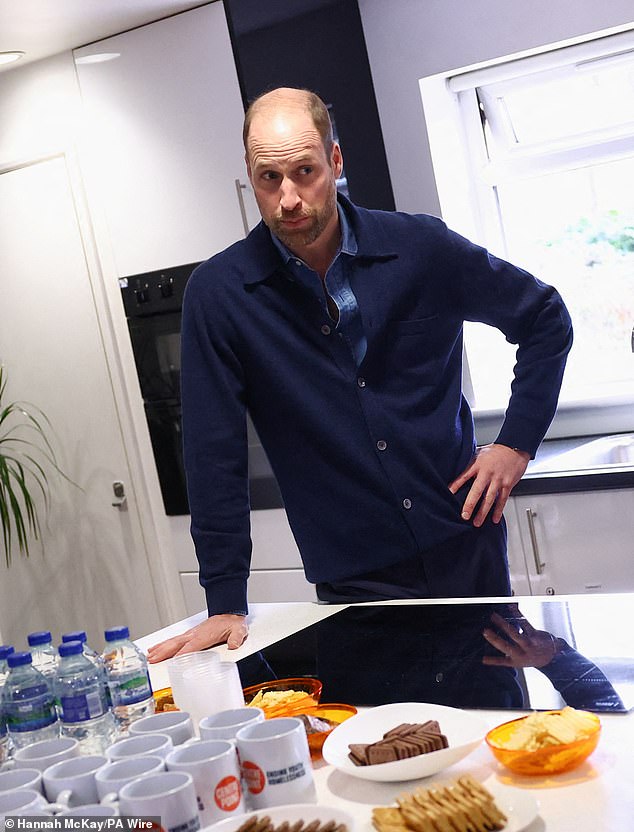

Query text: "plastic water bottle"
[102, 626, 154, 732]
[27, 631, 58, 679]
[55, 641, 117, 754]
[0, 645, 14, 763]
[2, 651, 59, 749]
[62, 630, 105, 672]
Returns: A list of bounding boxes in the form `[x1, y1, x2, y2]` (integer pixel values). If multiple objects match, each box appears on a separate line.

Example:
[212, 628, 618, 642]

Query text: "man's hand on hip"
[448, 443, 530, 527]
[147, 614, 248, 664]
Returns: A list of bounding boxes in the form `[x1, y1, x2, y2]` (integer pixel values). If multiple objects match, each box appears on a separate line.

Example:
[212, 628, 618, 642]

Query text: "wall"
[358, 0, 634, 215]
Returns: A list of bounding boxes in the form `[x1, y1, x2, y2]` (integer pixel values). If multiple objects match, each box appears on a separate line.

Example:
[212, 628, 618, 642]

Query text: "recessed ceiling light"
[75, 52, 121, 65]
[0, 51, 25, 65]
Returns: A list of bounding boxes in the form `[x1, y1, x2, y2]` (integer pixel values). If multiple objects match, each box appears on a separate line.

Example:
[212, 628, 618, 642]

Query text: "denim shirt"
[270, 204, 367, 365]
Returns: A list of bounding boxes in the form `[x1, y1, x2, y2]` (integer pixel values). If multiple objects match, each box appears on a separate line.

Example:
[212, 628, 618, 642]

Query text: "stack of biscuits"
[349, 721, 449, 766]
[372, 775, 507, 832]
[236, 817, 348, 832]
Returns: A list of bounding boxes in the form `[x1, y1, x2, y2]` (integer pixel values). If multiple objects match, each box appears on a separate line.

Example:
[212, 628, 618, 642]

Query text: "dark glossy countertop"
[236, 596, 634, 714]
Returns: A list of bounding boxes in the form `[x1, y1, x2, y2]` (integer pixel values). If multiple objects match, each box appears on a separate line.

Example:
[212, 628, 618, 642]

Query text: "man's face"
[245, 107, 343, 253]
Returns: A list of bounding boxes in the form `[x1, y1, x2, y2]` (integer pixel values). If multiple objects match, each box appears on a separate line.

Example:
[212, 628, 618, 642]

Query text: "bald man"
[148, 88, 572, 662]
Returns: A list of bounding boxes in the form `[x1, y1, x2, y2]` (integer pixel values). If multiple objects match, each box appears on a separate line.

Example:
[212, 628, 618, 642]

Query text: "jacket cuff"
[204, 578, 249, 617]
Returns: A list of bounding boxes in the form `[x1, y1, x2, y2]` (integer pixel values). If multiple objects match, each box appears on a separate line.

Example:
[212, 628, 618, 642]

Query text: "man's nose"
[279, 177, 301, 212]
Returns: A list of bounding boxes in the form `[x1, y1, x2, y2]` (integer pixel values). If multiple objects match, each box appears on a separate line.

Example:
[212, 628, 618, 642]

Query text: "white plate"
[487, 784, 539, 832]
[202, 804, 356, 832]
[321, 702, 487, 781]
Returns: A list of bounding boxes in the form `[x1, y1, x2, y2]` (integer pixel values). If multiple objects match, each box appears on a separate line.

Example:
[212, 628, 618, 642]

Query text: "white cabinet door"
[74, 3, 251, 276]
[509, 491, 634, 595]
[0, 156, 163, 646]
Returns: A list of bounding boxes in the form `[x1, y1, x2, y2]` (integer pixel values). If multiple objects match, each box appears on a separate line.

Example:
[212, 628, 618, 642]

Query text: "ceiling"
[0, 0, 205, 72]
[0, 0, 344, 73]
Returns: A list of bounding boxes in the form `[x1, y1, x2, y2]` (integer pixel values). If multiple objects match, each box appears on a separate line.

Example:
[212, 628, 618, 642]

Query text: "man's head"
[243, 87, 343, 256]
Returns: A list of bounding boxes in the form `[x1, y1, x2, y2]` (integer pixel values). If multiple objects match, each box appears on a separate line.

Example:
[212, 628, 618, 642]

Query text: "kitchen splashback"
[237, 596, 633, 713]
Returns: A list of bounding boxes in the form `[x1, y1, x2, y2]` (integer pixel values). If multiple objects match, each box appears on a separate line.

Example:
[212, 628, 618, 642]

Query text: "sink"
[529, 433, 634, 474]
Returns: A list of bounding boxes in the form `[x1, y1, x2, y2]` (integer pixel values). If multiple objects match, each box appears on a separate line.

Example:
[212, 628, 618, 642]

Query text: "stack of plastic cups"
[167, 653, 244, 732]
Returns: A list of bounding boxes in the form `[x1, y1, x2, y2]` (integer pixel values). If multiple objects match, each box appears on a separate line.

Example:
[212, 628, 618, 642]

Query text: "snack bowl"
[242, 677, 323, 718]
[486, 711, 601, 776]
[301, 703, 358, 759]
[153, 686, 179, 712]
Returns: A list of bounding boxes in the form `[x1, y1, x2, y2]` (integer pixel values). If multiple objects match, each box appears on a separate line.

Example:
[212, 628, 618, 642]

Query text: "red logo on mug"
[214, 775, 242, 811]
[242, 760, 266, 794]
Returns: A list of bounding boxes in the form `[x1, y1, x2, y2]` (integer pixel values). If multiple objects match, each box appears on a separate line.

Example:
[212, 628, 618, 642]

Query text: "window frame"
[420, 25, 634, 443]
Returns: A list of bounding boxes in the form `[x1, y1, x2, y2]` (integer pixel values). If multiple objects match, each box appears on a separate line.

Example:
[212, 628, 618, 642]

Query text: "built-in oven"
[119, 263, 282, 515]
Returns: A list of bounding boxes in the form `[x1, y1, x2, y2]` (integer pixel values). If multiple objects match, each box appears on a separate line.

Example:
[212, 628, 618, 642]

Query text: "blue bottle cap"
[27, 631, 53, 647]
[0, 645, 15, 661]
[58, 641, 84, 657]
[104, 626, 129, 642]
[62, 631, 87, 644]
[7, 651, 32, 668]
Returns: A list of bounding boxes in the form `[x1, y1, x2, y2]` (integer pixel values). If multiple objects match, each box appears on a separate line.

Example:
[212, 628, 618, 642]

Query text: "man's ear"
[331, 142, 344, 179]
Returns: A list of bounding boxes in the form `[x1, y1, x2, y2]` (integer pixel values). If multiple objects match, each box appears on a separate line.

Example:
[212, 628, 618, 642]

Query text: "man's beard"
[268, 183, 337, 250]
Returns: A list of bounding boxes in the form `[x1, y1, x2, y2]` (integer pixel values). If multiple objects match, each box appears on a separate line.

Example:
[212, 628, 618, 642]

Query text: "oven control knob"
[135, 287, 150, 304]
[159, 278, 174, 298]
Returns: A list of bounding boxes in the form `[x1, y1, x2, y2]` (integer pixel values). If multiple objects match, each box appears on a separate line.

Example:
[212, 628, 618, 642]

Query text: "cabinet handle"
[235, 179, 250, 237]
[525, 508, 545, 574]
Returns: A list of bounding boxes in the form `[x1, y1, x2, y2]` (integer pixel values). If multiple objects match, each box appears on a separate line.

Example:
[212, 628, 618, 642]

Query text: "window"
[420, 28, 634, 437]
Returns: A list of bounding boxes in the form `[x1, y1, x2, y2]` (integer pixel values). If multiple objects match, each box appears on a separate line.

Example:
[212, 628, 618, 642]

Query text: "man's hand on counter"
[449, 443, 531, 527]
[147, 614, 249, 663]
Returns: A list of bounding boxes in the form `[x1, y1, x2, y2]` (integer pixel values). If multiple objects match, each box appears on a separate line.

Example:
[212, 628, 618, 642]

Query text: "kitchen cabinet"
[506, 490, 634, 595]
[73, 3, 256, 276]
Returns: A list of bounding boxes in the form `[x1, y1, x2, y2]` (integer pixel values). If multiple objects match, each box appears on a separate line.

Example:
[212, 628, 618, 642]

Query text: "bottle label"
[109, 672, 153, 706]
[4, 693, 57, 732]
[60, 689, 108, 723]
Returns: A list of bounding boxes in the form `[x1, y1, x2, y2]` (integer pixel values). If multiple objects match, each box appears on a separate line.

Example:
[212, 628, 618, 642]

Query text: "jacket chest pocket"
[381, 314, 455, 384]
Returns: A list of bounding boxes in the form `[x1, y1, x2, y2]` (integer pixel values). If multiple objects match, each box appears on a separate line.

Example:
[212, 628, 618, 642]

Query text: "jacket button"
[321, 324, 331, 336]
[402, 498, 412, 510]
[376, 440, 387, 451]
[357, 377, 366, 388]
[435, 672, 444, 683]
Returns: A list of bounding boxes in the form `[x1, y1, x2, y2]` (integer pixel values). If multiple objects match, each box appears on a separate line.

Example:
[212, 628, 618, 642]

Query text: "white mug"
[129, 711, 195, 745]
[11, 737, 80, 772]
[0, 788, 66, 817]
[0, 767, 43, 794]
[118, 771, 201, 832]
[106, 733, 174, 762]
[43, 754, 108, 808]
[235, 717, 316, 809]
[60, 804, 119, 817]
[96, 755, 165, 802]
[166, 739, 244, 825]
[199, 708, 265, 742]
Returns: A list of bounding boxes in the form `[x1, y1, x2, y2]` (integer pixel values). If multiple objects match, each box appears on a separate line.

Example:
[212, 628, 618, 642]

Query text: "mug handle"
[100, 792, 119, 809]
[0, 760, 15, 772]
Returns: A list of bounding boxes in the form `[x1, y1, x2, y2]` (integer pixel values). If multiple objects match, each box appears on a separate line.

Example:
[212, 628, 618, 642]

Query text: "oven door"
[144, 399, 189, 515]
[127, 312, 182, 403]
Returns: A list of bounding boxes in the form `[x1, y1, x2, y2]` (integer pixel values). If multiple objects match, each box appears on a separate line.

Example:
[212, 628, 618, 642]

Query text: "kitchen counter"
[140, 595, 634, 832]
[514, 433, 634, 495]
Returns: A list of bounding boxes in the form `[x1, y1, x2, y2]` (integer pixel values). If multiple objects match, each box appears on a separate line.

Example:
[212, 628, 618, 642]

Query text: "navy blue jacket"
[181, 196, 573, 615]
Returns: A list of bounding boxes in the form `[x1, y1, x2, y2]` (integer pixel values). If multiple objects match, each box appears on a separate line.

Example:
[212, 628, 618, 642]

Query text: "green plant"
[0, 365, 72, 567]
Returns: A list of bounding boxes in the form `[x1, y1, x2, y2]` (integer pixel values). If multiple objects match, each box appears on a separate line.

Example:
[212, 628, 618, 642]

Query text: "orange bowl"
[486, 711, 601, 776]
[302, 703, 358, 759]
[153, 686, 179, 712]
[242, 677, 323, 718]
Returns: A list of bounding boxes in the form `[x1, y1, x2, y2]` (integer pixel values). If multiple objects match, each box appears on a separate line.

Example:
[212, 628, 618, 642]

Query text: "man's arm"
[149, 263, 253, 661]
[443, 225, 573, 524]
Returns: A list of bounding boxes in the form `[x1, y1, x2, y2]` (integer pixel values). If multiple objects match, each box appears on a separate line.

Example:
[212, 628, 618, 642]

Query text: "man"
[148, 87, 572, 662]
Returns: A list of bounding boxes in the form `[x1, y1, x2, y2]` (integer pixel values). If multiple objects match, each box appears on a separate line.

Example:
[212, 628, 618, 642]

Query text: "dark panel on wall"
[224, 0, 395, 211]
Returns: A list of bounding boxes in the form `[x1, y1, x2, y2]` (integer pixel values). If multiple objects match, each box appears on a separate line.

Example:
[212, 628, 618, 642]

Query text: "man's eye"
[261, 171, 279, 181]
[299, 166, 314, 175]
